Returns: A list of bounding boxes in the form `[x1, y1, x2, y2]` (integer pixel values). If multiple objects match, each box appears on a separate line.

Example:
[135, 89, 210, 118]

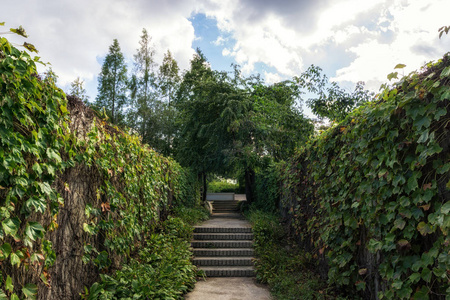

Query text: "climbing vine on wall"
[0, 25, 71, 299]
[281, 54, 450, 299]
[0, 25, 199, 299]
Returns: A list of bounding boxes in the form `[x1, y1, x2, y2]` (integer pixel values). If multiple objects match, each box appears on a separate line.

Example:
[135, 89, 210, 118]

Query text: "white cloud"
[264, 71, 283, 85]
[3, 0, 449, 100]
[332, 0, 450, 90]
[3, 0, 199, 98]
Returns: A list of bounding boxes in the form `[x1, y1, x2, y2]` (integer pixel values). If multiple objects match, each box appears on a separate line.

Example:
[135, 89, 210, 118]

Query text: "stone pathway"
[185, 200, 272, 299]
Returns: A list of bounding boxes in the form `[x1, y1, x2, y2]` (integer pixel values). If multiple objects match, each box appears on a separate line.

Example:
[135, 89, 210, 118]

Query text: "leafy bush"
[173, 206, 209, 226]
[253, 160, 282, 212]
[83, 216, 200, 299]
[247, 209, 331, 300]
[0, 26, 202, 298]
[207, 178, 239, 193]
[280, 55, 450, 299]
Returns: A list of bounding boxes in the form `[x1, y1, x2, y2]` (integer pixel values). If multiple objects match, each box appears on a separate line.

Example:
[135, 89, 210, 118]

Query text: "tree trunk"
[244, 167, 255, 204]
[201, 171, 207, 205]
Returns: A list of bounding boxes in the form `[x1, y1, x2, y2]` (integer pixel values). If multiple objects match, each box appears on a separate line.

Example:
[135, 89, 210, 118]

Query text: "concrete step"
[194, 227, 252, 233]
[194, 257, 254, 266]
[193, 233, 253, 240]
[212, 207, 239, 210]
[211, 213, 244, 219]
[193, 248, 254, 257]
[191, 240, 253, 248]
[199, 266, 255, 277]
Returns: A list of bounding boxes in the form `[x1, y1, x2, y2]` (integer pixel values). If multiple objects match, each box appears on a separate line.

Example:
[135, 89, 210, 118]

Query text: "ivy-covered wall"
[0, 34, 198, 299]
[280, 54, 450, 299]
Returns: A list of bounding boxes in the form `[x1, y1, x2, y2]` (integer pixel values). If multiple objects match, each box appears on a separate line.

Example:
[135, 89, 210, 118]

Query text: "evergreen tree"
[69, 76, 89, 104]
[95, 39, 128, 125]
[158, 50, 180, 155]
[158, 50, 180, 105]
[128, 29, 158, 144]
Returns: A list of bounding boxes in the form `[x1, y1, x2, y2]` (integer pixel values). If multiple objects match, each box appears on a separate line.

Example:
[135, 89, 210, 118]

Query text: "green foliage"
[296, 65, 374, 122]
[69, 76, 89, 104]
[207, 178, 239, 193]
[83, 213, 205, 299]
[175, 51, 313, 203]
[253, 160, 282, 212]
[0, 25, 69, 298]
[1, 27, 201, 297]
[95, 39, 128, 125]
[438, 25, 450, 39]
[281, 54, 450, 299]
[247, 210, 331, 300]
[172, 206, 209, 226]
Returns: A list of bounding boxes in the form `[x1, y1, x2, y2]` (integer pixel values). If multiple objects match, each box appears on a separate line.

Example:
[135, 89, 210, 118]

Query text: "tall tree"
[95, 39, 128, 125]
[175, 50, 223, 202]
[158, 50, 180, 105]
[69, 76, 89, 104]
[157, 50, 180, 155]
[295, 65, 373, 122]
[128, 29, 158, 144]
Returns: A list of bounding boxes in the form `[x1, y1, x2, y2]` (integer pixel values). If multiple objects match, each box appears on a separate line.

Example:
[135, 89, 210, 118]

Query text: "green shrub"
[280, 54, 450, 298]
[247, 209, 331, 300]
[173, 206, 210, 226]
[83, 215, 202, 299]
[207, 179, 239, 193]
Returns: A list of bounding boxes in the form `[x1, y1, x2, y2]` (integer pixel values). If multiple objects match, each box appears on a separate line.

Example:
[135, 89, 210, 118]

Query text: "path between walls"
[185, 200, 272, 300]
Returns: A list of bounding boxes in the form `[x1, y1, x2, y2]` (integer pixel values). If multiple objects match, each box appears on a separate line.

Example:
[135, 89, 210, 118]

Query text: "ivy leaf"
[421, 268, 432, 283]
[46, 148, 62, 164]
[409, 272, 421, 283]
[5, 275, 13, 293]
[440, 66, 450, 78]
[10, 252, 20, 267]
[11, 294, 19, 300]
[23, 42, 38, 53]
[25, 222, 46, 241]
[0, 243, 12, 260]
[417, 222, 433, 236]
[22, 283, 37, 299]
[37, 182, 53, 196]
[2, 217, 20, 237]
[0, 290, 8, 300]
[414, 116, 431, 130]
[10, 26, 28, 37]
[407, 174, 418, 192]
[413, 286, 430, 300]
[25, 196, 47, 214]
[441, 201, 450, 214]
[394, 64, 406, 69]
[32, 163, 43, 175]
[394, 218, 406, 230]
[387, 72, 398, 81]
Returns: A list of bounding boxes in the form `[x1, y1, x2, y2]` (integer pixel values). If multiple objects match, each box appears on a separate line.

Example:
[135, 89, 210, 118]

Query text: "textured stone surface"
[184, 277, 271, 300]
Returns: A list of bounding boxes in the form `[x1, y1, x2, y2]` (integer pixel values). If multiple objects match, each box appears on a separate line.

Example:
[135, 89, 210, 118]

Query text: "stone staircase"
[192, 200, 255, 277]
[210, 200, 240, 213]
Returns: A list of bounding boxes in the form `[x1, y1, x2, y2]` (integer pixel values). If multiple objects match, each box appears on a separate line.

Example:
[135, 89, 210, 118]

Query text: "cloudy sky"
[3, 0, 450, 106]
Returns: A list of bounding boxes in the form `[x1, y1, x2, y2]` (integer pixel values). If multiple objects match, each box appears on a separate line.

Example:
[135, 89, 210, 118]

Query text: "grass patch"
[83, 206, 209, 299]
[207, 178, 239, 193]
[247, 209, 334, 300]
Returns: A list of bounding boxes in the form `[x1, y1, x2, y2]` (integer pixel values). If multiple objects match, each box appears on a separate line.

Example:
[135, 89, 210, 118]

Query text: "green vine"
[0, 25, 70, 299]
[281, 54, 450, 299]
[1, 24, 200, 299]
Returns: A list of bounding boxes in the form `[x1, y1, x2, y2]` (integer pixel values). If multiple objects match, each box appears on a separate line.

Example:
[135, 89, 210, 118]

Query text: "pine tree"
[158, 50, 180, 155]
[158, 50, 180, 105]
[69, 76, 89, 104]
[95, 39, 128, 125]
[129, 29, 157, 144]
